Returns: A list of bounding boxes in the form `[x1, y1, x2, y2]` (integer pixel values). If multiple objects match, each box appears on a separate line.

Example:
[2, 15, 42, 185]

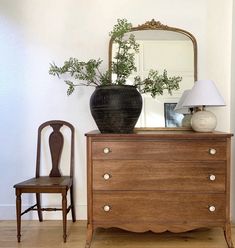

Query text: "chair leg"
[62, 191, 67, 243]
[15, 190, 21, 242]
[36, 193, 43, 222]
[70, 185, 76, 222]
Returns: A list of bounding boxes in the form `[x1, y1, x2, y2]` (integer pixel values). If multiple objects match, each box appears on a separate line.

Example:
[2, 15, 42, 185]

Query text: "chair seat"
[14, 176, 73, 192]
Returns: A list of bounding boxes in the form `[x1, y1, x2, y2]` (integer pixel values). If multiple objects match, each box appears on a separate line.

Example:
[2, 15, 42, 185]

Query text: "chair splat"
[49, 123, 64, 177]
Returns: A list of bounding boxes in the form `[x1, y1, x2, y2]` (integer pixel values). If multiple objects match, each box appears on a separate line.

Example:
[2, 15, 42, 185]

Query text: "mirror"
[109, 19, 197, 129]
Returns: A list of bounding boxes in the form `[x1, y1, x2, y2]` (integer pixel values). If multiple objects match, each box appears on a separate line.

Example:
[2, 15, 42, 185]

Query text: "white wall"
[0, 0, 233, 220]
[205, 0, 232, 132]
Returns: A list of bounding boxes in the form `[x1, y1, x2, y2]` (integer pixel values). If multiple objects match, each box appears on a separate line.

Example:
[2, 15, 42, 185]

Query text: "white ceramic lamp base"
[191, 110, 217, 132]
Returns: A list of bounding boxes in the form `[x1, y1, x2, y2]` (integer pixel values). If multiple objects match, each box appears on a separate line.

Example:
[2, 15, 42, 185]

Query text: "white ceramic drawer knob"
[209, 148, 217, 155]
[103, 173, 111, 180]
[103, 147, 111, 154]
[103, 205, 111, 212]
[209, 175, 216, 181]
[209, 206, 216, 212]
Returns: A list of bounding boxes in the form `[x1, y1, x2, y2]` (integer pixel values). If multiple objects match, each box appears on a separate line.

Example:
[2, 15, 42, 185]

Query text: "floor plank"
[0, 220, 234, 248]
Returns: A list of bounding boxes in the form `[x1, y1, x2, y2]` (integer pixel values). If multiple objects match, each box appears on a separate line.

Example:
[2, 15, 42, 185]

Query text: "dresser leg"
[85, 224, 93, 248]
[224, 224, 234, 248]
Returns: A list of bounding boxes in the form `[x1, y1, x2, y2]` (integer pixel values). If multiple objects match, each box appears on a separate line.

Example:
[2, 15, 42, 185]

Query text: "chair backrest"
[35, 120, 74, 178]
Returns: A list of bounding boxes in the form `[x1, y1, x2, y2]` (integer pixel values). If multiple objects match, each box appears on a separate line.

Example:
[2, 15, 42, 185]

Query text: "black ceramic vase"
[90, 85, 142, 133]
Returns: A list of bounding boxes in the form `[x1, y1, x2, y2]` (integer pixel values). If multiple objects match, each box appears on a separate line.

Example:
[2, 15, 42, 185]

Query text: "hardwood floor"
[0, 220, 234, 248]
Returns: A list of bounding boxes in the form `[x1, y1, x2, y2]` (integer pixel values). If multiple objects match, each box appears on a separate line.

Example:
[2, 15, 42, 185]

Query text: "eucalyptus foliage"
[49, 58, 110, 95]
[134, 70, 182, 98]
[49, 18, 182, 96]
[110, 19, 139, 85]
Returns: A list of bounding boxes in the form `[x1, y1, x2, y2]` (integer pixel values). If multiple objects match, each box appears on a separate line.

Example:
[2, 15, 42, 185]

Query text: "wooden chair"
[14, 120, 76, 242]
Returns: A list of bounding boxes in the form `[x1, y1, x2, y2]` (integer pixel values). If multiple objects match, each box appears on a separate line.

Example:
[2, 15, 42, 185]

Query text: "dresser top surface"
[85, 130, 233, 139]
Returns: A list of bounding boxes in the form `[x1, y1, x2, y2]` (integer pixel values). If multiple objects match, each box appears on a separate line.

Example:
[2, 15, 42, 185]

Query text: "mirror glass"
[109, 20, 197, 129]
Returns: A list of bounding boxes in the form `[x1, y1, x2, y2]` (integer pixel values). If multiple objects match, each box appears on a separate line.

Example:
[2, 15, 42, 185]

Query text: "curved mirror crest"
[109, 20, 197, 129]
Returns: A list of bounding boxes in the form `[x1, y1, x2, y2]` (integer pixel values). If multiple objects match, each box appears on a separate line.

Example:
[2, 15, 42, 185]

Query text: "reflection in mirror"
[109, 20, 197, 129]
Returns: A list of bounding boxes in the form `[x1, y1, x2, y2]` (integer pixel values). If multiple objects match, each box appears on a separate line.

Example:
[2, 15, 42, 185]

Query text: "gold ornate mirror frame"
[109, 19, 197, 81]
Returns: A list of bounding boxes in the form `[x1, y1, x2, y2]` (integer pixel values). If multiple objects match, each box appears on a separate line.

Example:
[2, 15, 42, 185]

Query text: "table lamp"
[174, 90, 193, 128]
[182, 80, 225, 132]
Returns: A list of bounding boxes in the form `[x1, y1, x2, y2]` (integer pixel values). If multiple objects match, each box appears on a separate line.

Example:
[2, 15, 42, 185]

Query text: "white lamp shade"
[182, 80, 226, 107]
[174, 90, 191, 114]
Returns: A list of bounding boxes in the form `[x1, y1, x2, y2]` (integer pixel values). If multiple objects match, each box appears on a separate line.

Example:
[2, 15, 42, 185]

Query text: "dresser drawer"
[93, 160, 225, 192]
[92, 140, 226, 161]
[93, 191, 225, 223]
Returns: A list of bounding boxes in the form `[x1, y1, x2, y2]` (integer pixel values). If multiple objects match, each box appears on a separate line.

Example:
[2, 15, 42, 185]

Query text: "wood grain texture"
[93, 160, 226, 191]
[93, 191, 225, 224]
[0, 221, 234, 248]
[85, 131, 233, 248]
[92, 140, 227, 161]
[85, 130, 233, 138]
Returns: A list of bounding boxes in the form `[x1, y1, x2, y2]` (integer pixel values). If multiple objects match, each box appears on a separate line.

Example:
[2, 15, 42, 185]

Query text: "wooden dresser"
[85, 130, 233, 248]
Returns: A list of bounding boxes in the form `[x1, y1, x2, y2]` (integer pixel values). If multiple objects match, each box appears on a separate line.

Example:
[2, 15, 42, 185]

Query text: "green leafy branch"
[49, 58, 110, 95]
[134, 70, 182, 98]
[110, 19, 139, 85]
